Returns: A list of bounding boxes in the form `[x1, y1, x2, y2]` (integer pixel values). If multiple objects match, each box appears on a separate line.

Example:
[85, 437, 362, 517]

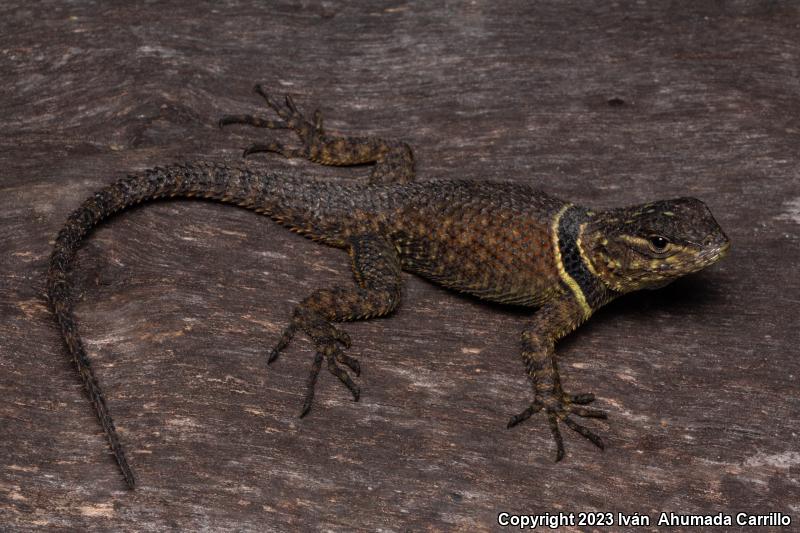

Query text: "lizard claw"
[219, 86, 323, 163]
[218, 114, 289, 130]
[506, 401, 543, 428]
[267, 322, 297, 364]
[568, 392, 596, 405]
[268, 309, 361, 417]
[508, 391, 606, 460]
[297, 340, 360, 418]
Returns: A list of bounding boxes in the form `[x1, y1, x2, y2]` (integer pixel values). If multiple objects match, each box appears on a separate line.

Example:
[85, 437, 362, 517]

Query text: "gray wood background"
[1, 1, 798, 531]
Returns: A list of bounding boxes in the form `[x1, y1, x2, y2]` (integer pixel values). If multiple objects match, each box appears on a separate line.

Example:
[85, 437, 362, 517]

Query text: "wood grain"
[2, 1, 798, 531]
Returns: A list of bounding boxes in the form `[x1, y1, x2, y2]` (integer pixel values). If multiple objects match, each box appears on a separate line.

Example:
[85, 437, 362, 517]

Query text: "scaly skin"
[47, 85, 730, 489]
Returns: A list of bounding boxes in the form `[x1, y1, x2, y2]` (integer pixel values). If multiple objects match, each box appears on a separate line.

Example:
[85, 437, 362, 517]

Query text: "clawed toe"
[562, 417, 604, 449]
[312, 109, 323, 132]
[336, 351, 360, 376]
[300, 352, 325, 418]
[566, 391, 606, 419]
[570, 405, 607, 419]
[507, 401, 543, 428]
[268, 313, 361, 418]
[253, 84, 301, 122]
[546, 410, 566, 462]
[298, 346, 360, 418]
[220, 85, 320, 163]
[325, 352, 360, 400]
[508, 391, 606, 461]
[218, 114, 289, 130]
[242, 143, 267, 158]
[285, 94, 299, 113]
[253, 83, 270, 103]
[569, 392, 595, 405]
[242, 142, 303, 158]
[268, 323, 297, 364]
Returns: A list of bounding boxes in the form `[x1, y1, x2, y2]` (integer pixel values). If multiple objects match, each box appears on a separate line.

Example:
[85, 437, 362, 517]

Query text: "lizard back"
[331, 180, 569, 307]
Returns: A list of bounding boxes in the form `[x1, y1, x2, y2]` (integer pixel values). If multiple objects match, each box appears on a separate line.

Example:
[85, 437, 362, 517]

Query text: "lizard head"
[581, 197, 730, 293]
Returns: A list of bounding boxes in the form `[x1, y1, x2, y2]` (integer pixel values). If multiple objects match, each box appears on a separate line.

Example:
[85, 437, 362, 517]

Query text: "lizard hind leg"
[267, 236, 403, 417]
[219, 84, 416, 184]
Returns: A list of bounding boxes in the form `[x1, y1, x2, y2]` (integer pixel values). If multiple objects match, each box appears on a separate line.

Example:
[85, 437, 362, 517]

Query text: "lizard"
[47, 85, 730, 489]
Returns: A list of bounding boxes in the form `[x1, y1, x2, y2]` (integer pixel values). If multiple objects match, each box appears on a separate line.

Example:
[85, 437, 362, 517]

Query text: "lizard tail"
[46, 162, 265, 489]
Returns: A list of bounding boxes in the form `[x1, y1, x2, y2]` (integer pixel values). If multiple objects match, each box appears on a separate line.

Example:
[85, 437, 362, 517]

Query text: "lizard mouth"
[696, 240, 730, 270]
[717, 240, 731, 259]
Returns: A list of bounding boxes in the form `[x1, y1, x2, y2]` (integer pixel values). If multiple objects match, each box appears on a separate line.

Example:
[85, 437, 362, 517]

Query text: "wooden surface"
[2, 1, 799, 531]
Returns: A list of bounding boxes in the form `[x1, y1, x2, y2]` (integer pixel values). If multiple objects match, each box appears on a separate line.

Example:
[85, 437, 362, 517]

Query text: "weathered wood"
[2, 1, 798, 531]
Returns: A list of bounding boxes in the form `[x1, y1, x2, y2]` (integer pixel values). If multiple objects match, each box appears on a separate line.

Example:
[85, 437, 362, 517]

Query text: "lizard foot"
[219, 84, 415, 182]
[507, 392, 607, 461]
[268, 309, 361, 418]
[219, 84, 323, 159]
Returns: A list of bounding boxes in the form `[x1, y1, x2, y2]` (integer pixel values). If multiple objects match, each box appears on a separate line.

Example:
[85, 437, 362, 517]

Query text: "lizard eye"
[648, 235, 670, 252]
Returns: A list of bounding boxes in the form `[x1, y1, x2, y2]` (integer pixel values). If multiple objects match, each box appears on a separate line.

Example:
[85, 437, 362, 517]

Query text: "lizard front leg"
[508, 296, 607, 461]
[219, 84, 415, 184]
[268, 235, 403, 417]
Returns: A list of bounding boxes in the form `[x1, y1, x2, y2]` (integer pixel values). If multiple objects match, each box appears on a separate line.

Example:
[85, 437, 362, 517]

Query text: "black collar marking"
[557, 206, 605, 310]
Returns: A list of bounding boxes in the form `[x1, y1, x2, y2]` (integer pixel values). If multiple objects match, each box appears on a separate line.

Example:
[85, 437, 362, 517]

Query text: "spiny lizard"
[47, 85, 730, 489]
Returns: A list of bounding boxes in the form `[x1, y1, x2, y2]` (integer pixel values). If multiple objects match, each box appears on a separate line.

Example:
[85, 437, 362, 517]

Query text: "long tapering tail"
[46, 161, 267, 489]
